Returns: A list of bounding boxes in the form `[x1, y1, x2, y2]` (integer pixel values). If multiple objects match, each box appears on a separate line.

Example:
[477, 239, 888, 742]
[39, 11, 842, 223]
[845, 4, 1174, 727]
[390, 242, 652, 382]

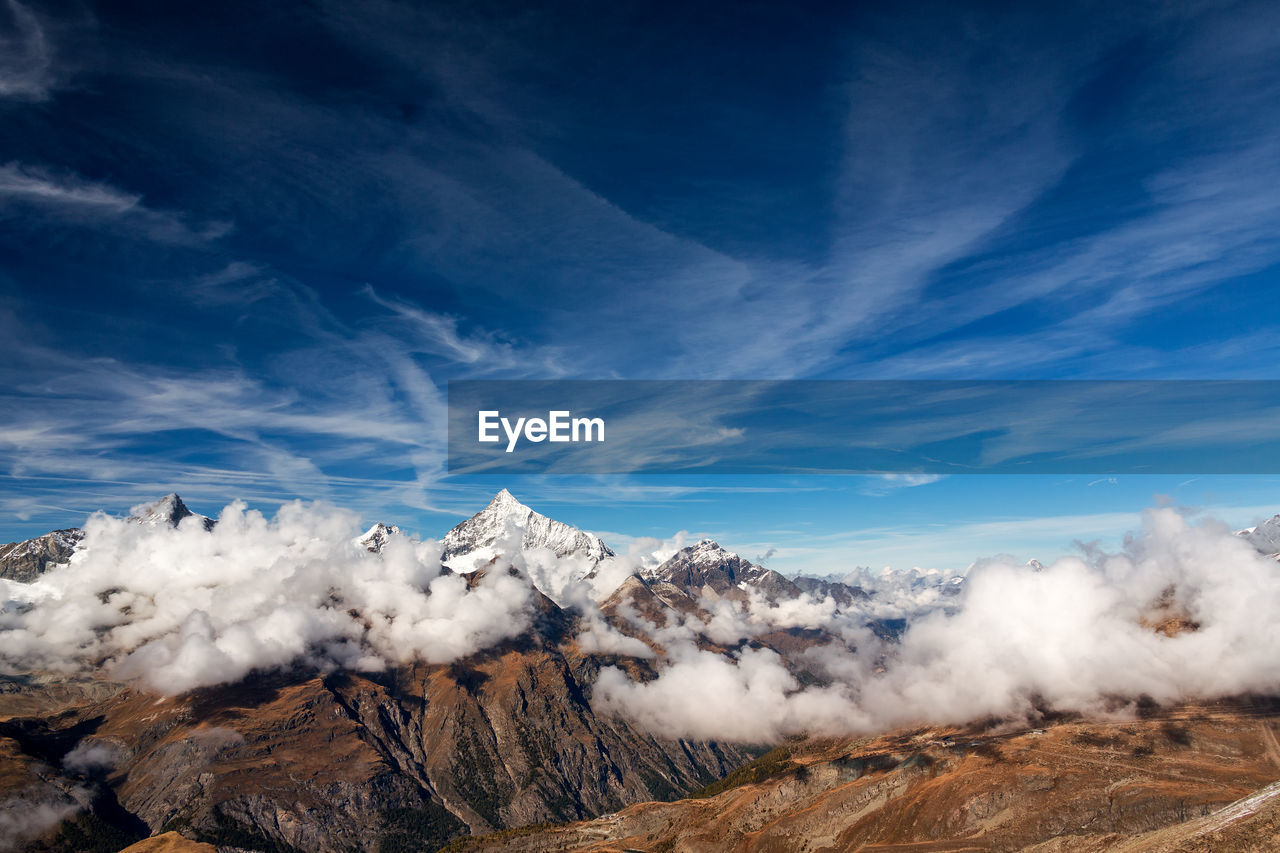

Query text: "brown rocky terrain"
[451, 697, 1280, 852]
[0, 578, 753, 852]
[115, 832, 216, 853]
[0, 529, 83, 583]
[0, 653, 750, 853]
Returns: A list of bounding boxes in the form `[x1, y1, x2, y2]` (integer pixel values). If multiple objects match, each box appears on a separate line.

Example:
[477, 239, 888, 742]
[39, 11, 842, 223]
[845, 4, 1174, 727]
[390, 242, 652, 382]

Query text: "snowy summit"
[441, 489, 615, 569]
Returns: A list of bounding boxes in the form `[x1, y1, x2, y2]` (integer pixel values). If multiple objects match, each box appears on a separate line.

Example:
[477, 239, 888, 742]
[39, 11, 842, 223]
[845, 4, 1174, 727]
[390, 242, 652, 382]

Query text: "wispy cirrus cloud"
[314, 1, 1280, 383]
[361, 285, 568, 375]
[0, 271, 574, 534]
[0, 163, 232, 244]
[859, 474, 947, 496]
[2, 0, 1279, 546]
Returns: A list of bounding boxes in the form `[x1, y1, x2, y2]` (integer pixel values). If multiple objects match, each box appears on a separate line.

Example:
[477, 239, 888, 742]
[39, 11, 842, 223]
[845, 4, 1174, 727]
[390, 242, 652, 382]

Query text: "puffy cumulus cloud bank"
[0, 501, 533, 693]
[595, 508, 1280, 741]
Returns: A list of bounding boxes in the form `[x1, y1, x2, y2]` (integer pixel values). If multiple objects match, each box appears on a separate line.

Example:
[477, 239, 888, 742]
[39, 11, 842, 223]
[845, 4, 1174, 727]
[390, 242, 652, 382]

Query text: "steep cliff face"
[329, 644, 745, 835]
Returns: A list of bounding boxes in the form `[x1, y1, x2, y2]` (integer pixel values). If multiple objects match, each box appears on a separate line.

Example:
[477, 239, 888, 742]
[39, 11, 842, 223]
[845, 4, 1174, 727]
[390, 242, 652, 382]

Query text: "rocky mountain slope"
[0, 529, 83, 583]
[791, 574, 869, 607]
[644, 539, 800, 602]
[455, 697, 1280, 852]
[0, 613, 751, 852]
[117, 833, 216, 853]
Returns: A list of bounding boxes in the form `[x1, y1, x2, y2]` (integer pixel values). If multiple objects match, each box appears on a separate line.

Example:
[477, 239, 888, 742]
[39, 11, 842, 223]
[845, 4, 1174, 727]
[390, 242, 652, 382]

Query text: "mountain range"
[3, 492, 1280, 852]
[0, 491, 805, 852]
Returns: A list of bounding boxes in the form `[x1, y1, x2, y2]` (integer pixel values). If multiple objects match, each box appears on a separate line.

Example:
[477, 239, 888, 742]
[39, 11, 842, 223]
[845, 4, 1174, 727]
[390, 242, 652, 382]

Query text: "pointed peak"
[129, 493, 213, 529]
[443, 489, 613, 566]
[359, 522, 402, 553]
[659, 538, 749, 570]
[489, 488, 527, 510]
[685, 539, 735, 559]
[157, 493, 186, 510]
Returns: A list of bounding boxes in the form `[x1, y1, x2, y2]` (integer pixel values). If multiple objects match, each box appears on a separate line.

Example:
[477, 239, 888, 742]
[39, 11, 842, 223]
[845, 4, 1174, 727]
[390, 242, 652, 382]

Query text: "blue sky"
[2, 0, 1280, 572]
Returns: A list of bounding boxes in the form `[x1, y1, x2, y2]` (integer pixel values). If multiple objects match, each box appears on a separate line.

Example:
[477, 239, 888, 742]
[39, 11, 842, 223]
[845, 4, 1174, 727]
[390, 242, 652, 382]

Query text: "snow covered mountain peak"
[1238, 513, 1280, 557]
[685, 539, 736, 563]
[128, 493, 214, 531]
[490, 487, 522, 509]
[5, 493, 213, 583]
[359, 523, 401, 553]
[648, 539, 800, 600]
[442, 490, 615, 565]
[657, 539, 756, 575]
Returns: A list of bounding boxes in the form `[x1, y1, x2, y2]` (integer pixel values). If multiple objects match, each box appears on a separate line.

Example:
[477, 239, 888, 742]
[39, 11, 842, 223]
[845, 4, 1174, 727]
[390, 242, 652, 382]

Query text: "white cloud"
[859, 473, 946, 495]
[0, 163, 231, 244]
[596, 507, 1280, 741]
[62, 739, 127, 774]
[0, 500, 535, 693]
[596, 646, 855, 742]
